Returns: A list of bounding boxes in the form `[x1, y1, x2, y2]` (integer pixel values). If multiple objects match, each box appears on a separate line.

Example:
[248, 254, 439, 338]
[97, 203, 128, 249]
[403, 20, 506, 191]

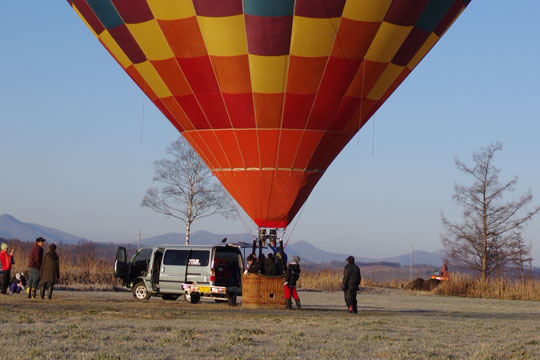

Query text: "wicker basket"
[242, 273, 286, 309]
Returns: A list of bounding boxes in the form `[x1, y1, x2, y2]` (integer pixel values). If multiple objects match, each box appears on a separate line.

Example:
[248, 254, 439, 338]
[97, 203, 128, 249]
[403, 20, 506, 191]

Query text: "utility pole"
[137, 228, 141, 249]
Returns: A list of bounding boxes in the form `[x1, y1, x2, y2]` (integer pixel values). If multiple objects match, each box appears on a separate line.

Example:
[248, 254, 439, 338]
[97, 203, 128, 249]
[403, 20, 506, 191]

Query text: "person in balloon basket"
[263, 252, 277, 275]
[244, 254, 255, 274]
[284, 256, 301, 310]
[247, 239, 265, 274]
[342, 256, 361, 314]
[1, 242, 15, 294]
[27, 237, 46, 299]
[39, 244, 60, 300]
[269, 238, 287, 275]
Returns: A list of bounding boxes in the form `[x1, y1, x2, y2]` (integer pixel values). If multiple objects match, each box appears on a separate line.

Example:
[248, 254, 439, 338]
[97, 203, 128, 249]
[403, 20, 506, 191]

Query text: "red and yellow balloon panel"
[68, 0, 470, 228]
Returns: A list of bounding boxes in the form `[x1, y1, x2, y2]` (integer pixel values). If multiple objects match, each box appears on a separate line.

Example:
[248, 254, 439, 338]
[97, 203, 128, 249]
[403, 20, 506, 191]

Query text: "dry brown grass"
[298, 269, 406, 291]
[434, 273, 540, 301]
[8, 240, 118, 286]
[299, 269, 540, 301]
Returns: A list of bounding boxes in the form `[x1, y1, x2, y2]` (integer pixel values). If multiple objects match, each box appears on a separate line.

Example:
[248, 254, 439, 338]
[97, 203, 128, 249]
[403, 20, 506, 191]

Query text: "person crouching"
[10, 272, 26, 294]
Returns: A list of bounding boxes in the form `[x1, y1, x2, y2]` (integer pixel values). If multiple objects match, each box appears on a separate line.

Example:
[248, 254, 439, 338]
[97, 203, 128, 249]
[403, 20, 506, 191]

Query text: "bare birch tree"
[441, 142, 539, 281]
[142, 137, 236, 244]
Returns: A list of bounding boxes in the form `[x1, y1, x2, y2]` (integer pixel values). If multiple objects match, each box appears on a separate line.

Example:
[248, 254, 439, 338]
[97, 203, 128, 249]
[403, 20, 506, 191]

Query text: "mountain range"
[0, 214, 88, 244]
[0, 214, 443, 266]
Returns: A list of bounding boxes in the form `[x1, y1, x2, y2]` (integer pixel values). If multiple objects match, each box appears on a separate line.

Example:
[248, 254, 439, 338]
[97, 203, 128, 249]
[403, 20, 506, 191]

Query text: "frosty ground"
[1, 288, 539, 359]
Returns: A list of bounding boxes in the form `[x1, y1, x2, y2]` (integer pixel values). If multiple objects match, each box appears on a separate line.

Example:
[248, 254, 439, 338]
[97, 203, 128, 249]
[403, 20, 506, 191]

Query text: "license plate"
[198, 286, 210, 293]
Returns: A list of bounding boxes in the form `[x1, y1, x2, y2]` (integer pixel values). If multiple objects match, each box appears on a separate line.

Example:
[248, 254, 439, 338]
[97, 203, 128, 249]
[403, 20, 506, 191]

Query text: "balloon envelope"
[68, 0, 470, 228]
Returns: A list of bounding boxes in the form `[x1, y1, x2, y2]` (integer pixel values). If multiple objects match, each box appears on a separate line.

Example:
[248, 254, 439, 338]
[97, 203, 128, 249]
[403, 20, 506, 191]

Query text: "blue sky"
[1, 2, 539, 264]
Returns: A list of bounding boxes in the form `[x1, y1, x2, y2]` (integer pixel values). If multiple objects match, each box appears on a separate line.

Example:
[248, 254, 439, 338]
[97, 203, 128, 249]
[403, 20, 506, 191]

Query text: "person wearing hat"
[9, 271, 26, 294]
[342, 256, 361, 314]
[284, 256, 301, 310]
[0, 242, 15, 294]
[27, 237, 46, 299]
[39, 244, 60, 300]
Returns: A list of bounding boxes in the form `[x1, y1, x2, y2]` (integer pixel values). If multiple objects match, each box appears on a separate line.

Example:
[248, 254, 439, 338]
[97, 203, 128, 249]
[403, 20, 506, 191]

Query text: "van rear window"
[163, 250, 209, 266]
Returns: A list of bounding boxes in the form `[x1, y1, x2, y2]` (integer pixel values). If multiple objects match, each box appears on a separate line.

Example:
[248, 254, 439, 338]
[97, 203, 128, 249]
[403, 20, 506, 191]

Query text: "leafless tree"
[441, 142, 539, 281]
[509, 232, 533, 284]
[142, 137, 236, 244]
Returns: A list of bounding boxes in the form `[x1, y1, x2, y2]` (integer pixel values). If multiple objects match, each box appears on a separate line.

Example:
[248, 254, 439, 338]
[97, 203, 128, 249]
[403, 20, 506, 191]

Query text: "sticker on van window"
[188, 258, 200, 266]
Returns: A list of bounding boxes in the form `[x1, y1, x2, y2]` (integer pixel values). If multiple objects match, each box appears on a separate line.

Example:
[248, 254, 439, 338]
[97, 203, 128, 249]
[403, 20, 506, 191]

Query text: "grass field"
[1, 288, 539, 360]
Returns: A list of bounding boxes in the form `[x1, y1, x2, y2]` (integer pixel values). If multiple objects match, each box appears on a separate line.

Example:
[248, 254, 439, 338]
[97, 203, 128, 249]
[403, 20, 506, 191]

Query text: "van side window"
[188, 251, 209, 266]
[132, 249, 153, 267]
[162, 250, 210, 266]
[163, 250, 189, 266]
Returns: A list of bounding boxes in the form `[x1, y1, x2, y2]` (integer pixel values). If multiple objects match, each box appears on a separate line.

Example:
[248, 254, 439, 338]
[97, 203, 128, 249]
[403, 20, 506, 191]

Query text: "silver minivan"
[114, 244, 243, 306]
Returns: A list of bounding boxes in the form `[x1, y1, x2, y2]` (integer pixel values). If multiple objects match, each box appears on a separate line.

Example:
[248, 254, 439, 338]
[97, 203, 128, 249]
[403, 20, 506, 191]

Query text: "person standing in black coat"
[342, 256, 361, 313]
[39, 244, 60, 300]
[284, 256, 301, 310]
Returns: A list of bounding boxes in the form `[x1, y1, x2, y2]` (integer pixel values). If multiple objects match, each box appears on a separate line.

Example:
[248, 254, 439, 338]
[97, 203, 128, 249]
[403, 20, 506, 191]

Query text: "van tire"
[189, 293, 201, 304]
[133, 282, 151, 301]
[162, 295, 179, 301]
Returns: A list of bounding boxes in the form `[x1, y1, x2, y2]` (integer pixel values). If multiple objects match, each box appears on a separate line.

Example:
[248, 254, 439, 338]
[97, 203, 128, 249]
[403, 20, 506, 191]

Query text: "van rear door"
[150, 249, 163, 291]
[114, 246, 128, 286]
[185, 250, 211, 285]
[213, 247, 243, 288]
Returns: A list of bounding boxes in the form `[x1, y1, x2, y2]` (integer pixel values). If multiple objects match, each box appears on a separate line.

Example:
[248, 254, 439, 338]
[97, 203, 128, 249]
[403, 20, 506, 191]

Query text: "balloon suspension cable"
[284, 202, 306, 249]
[231, 195, 257, 241]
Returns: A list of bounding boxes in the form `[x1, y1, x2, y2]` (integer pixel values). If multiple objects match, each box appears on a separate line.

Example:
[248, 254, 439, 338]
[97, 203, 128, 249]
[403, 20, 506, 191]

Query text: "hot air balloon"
[67, 0, 470, 230]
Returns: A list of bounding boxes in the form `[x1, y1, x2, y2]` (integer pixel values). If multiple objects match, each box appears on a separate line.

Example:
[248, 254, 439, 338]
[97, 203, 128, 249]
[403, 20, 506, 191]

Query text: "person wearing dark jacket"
[244, 254, 256, 274]
[274, 252, 285, 275]
[342, 256, 361, 313]
[270, 239, 287, 275]
[39, 244, 60, 300]
[27, 237, 46, 299]
[284, 256, 301, 310]
[247, 239, 266, 275]
[263, 253, 276, 275]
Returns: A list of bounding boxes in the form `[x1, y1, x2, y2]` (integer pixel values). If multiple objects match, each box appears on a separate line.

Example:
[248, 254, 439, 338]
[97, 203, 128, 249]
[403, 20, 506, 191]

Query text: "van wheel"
[162, 295, 178, 301]
[133, 282, 151, 301]
[227, 293, 237, 306]
[188, 292, 201, 304]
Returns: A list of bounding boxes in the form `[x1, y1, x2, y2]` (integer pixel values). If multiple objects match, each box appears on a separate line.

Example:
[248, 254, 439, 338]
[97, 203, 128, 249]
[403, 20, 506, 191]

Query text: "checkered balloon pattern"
[68, 0, 470, 228]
